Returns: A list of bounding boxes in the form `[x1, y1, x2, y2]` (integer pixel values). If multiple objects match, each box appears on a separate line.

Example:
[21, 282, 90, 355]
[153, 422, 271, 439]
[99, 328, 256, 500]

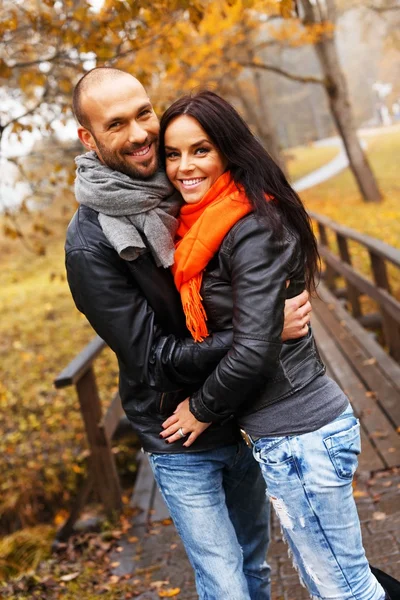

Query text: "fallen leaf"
[372, 511, 386, 521]
[363, 358, 377, 366]
[158, 588, 181, 598]
[150, 580, 170, 589]
[128, 536, 139, 543]
[60, 572, 80, 582]
[371, 430, 388, 439]
[109, 575, 120, 584]
[111, 561, 120, 568]
[353, 490, 368, 498]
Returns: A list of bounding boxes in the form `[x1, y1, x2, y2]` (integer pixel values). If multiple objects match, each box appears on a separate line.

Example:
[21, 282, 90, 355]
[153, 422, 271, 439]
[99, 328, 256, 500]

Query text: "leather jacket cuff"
[189, 391, 232, 423]
[149, 330, 233, 390]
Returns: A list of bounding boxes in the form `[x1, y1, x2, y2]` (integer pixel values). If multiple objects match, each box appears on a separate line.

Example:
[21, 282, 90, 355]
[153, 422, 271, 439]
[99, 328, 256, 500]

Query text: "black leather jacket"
[152, 214, 325, 423]
[65, 205, 239, 453]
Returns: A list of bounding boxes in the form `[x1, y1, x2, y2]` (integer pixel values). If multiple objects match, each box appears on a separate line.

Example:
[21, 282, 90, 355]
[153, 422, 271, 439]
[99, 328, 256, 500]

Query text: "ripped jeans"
[251, 404, 385, 600]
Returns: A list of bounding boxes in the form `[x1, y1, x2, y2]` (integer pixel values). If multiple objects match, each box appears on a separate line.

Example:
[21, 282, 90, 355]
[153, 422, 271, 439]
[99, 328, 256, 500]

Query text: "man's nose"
[128, 121, 148, 145]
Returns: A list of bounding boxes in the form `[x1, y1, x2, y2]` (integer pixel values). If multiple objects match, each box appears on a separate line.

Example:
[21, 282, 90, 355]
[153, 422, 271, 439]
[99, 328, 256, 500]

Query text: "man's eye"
[139, 109, 152, 118]
[109, 121, 121, 129]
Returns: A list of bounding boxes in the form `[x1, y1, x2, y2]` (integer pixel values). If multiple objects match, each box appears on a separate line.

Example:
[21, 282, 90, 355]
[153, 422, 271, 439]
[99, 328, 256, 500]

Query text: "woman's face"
[164, 115, 227, 204]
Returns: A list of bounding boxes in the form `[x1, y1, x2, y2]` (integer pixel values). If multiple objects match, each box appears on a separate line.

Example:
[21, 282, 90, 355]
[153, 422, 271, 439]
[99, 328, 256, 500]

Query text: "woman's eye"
[166, 151, 179, 159]
[195, 147, 209, 155]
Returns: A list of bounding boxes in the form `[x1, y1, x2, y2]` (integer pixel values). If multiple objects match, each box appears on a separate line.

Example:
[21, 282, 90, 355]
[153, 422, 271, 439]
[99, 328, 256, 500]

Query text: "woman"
[153, 90, 387, 600]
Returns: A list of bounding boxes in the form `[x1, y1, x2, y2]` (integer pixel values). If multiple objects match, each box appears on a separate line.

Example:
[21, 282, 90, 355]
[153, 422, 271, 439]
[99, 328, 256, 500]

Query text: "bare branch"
[3, 85, 50, 130]
[240, 61, 325, 85]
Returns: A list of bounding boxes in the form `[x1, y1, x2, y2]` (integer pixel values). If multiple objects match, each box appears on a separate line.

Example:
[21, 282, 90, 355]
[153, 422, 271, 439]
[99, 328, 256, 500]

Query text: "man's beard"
[94, 136, 159, 179]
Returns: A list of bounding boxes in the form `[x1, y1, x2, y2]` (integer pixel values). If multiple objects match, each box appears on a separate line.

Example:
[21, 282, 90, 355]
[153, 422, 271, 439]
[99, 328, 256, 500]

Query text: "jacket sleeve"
[66, 247, 233, 389]
[188, 218, 299, 422]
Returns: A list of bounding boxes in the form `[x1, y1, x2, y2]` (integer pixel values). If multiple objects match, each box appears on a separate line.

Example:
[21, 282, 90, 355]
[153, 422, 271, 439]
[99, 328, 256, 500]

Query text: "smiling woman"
[164, 115, 227, 204]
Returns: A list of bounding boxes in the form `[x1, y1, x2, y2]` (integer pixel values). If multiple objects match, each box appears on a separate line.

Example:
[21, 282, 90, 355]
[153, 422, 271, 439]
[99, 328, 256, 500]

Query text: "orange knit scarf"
[172, 172, 252, 342]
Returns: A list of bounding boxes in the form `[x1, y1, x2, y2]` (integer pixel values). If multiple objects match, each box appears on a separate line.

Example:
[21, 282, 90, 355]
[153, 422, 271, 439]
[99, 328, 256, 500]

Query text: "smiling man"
[66, 67, 312, 600]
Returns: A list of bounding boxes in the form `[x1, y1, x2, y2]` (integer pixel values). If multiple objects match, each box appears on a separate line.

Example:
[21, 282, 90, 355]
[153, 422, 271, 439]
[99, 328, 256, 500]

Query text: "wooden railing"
[53, 336, 124, 541]
[310, 211, 400, 362]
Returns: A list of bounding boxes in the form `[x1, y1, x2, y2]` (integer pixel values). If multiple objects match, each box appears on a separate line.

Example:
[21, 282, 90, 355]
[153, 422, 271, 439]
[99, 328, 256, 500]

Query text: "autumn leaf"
[158, 588, 181, 598]
[60, 571, 80, 581]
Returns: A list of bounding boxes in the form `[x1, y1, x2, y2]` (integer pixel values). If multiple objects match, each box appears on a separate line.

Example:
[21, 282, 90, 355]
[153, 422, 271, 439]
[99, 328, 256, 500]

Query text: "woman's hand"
[160, 399, 211, 447]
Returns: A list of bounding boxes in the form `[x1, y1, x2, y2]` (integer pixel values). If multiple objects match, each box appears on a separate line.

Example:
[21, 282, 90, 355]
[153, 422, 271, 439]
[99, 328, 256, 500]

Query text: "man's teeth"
[182, 178, 204, 186]
[132, 145, 150, 156]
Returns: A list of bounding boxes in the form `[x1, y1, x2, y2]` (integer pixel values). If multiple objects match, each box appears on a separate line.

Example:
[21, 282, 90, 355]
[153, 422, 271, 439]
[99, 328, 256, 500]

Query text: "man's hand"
[282, 290, 311, 341]
[160, 399, 211, 447]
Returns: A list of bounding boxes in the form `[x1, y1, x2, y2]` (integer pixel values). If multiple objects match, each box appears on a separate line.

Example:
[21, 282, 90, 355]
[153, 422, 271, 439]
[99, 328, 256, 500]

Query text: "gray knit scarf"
[74, 151, 182, 268]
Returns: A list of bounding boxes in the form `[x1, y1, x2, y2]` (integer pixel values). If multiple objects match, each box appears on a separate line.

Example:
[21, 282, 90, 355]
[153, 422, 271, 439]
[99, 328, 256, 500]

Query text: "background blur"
[1, 0, 400, 594]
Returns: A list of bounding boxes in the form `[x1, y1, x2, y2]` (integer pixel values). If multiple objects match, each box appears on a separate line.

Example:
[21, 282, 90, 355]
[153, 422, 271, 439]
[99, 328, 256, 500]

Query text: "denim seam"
[291, 446, 358, 598]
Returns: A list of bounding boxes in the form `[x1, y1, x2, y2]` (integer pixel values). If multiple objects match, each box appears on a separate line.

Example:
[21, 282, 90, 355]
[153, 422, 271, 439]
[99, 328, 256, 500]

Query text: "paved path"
[111, 467, 400, 599]
[292, 136, 369, 193]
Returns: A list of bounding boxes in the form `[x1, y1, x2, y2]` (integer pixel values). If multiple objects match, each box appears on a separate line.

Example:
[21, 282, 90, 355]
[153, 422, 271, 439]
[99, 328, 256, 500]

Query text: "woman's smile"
[164, 115, 227, 204]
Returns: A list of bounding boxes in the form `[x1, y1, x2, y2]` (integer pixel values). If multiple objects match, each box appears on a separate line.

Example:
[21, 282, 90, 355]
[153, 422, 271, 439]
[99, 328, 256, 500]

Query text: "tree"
[299, 0, 382, 202]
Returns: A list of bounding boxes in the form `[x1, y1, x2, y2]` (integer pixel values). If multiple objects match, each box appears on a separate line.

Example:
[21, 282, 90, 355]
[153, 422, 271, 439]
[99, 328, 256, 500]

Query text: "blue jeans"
[251, 404, 385, 600]
[148, 441, 271, 600]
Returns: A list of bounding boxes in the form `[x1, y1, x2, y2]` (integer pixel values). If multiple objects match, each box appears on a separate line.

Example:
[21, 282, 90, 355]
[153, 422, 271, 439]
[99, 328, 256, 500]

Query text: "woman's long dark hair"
[159, 90, 320, 292]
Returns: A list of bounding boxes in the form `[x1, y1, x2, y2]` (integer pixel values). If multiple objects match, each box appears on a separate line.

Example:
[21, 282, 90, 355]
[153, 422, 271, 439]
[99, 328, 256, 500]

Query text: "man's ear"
[78, 126, 97, 151]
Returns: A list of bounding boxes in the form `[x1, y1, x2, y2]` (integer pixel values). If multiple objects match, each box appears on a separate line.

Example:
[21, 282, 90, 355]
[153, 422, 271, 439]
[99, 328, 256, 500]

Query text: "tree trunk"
[300, 0, 382, 203]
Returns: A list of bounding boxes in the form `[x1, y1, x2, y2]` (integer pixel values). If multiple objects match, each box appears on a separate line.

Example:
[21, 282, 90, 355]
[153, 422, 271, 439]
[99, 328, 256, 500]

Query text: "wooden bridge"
[54, 212, 400, 538]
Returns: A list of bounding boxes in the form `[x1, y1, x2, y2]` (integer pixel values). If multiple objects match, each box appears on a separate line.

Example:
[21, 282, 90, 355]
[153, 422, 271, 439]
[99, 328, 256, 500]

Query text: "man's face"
[78, 76, 160, 179]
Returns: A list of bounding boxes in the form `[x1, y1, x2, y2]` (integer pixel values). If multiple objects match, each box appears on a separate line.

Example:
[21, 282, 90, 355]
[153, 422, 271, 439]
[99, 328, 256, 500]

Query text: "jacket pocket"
[157, 389, 188, 416]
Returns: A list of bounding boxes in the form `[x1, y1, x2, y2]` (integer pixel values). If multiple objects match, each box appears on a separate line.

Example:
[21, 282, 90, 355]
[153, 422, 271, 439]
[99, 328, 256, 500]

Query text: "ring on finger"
[178, 427, 185, 438]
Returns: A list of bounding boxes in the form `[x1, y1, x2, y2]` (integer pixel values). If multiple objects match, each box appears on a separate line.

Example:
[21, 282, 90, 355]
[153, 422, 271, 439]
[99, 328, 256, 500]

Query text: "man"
[66, 67, 312, 600]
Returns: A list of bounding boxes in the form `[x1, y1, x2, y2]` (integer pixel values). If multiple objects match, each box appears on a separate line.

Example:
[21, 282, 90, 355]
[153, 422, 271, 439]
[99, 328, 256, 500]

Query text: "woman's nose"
[178, 155, 194, 172]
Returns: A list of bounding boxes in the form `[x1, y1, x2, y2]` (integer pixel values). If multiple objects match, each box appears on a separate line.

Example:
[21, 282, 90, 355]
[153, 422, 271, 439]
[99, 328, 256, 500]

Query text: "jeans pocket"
[323, 421, 361, 479]
[254, 437, 292, 466]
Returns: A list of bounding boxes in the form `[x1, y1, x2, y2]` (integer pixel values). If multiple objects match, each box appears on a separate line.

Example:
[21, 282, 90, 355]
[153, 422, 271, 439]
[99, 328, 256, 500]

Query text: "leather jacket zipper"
[159, 392, 165, 412]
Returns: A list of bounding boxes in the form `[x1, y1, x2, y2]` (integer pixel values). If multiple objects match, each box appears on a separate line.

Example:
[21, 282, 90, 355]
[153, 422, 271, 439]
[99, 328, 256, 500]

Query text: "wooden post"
[75, 368, 122, 515]
[336, 233, 362, 318]
[369, 250, 400, 361]
[317, 222, 337, 292]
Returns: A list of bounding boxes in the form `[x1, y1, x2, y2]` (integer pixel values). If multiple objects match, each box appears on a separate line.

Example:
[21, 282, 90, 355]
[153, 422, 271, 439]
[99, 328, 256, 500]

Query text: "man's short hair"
[72, 67, 129, 130]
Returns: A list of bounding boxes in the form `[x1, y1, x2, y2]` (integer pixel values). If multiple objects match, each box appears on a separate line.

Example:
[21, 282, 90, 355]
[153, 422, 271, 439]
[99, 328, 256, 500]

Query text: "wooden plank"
[54, 336, 106, 388]
[76, 369, 122, 514]
[336, 233, 362, 318]
[317, 284, 400, 396]
[312, 295, 400, 430]
[309, 211, 400, 269]
[150, 486, 170, 524]
[319, 247, 400, 325]
[312, 313, 385, 472]
[131, 453, 157, 526]
[311, 313, 400, 468]
[101, 392, 124, 441]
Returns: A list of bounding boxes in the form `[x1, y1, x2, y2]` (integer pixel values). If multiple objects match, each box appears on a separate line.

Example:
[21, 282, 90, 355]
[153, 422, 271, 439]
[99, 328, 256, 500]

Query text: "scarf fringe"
[183, 275, 209, 342]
